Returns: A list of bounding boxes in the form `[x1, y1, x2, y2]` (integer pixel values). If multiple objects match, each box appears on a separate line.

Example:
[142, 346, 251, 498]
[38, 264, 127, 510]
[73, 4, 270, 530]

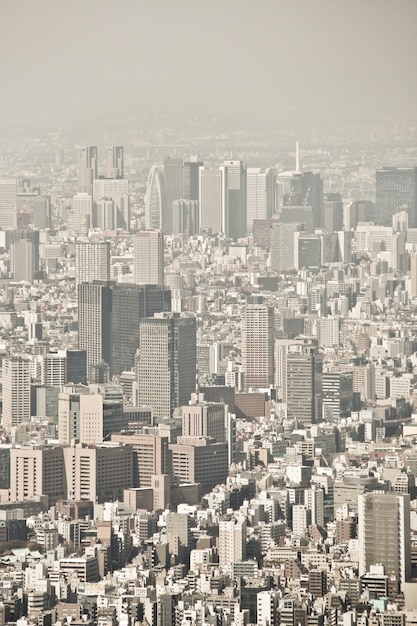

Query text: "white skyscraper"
[246, 167, 276, 233]
[0, 179, 18, 230]
[78, 146, 98, 195]
[93, 178, 129, 230]
[105, 146, 124, 179]
[133, 230, 164, 285]
[75, 241, 110, 286]
[2, 355, 31, 434]
[145, 166, 165, 230]
[199, 167, 223, 234]
[218, 515, 247, 569]
[242, 297, 274, 391]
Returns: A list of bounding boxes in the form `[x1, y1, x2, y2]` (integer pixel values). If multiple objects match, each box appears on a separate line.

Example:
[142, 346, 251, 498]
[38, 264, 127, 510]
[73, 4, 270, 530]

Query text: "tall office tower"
[93, 178, 129, 230]
[111, 283, 171, 377]
[246, 167, 277, 233]
[294, 233, 322, 269]
[284, 171, 323, 229]
[66, 350, 88, 385]
[78, 282, 112, 372]
[304, 485, 324, 527]
[222, 160, 247, 240]
[95, 198, 115, 231]
[270, 222, 302, 272]
[410, 252, 417, 298]
[242, 296, 274, 391]
[136, 314, 196, 419]
[42, 351, 67, 387]
[274, 339, 304, 400]
[11, 239, 34, 282]
[145, 166, 166, 230]
[286, 344, 323, 425]
[73, 193, 93, 229]
[163, 156, 184, 234]
[183, 159, 203, 201]
[75, 241, 110, 286]
[105, 146, 124, 179]
[358, 492, 411, 590]
[133, 230, 164, 285]
[323, 193, 343, 233]
[78, 146, 98, 195]
[2, 355, 31, 434]
[344, 200, 375, 230]
[218, 515, 247, 569]
[0, 179, 18, 229]
[376, 166, 417, 226]
[172, 199, 199, 235]
[182, 398, 226, 443]
[199, 167, 223, 234]
[322, 371, 353, 422]
[58, 392, 103, 445]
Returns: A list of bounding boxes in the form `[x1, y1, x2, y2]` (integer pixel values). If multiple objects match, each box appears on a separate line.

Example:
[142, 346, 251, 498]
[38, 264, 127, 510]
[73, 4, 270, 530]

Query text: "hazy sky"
[1, 0, 416, 126]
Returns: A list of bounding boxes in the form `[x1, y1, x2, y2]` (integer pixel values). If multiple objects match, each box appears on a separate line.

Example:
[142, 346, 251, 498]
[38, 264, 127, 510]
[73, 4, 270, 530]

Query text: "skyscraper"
[242, 297, 275, 391]
[78, 281, 112, 372]
[0, 179, 18, 230]
[163, 156, 184, 234]
[105, 146, 124, 179]
[111, 283, 171, 377]
[92, 178, 129, 230]
[358, 491, 411, 589]
[246, 167, 277, 233]
[78, 146, 98, 195]
[222, 160, 247, 240]
[376, 166, 417, 226]
[2, 355, 31, 434]
[11, 239, 34, 282]
[284, 170, 323, 229]
[58, 392, 103, 445]
[145, 166, 166, 230]
[133, 230, 164, 285]
[270, 222, 301, 272]
[199, 167, 223, 234]
[75, 241, 110, 286]
[183, 159, 203, 201]
[218, 515, 247, 569]
[136, 313, 196, 419]
[285, 344, 323, 424]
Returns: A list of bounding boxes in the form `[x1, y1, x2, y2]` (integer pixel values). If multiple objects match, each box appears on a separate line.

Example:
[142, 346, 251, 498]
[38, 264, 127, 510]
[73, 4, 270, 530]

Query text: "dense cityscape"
[0, 113, 415, 626]
[1, 1, 417, 625]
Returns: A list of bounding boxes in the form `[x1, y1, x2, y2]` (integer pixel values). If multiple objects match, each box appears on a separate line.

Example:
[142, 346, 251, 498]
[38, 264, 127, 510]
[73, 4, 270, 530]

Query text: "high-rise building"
[136, 314, 196, 419]
[78, 146, 98, 195]
[145, 166, 166, 230]
[73, 193, 93, 233]
[199, 167, 223, 234]
[58, 392, 103, 445]
[286, 344, 323, 425]
[169, 436, 228, 495]
[133, 230, 164, 285]
[181, 398, 226, 443]
[11, 239, 34, 282]
[183, 160, 203, 201]
[2, 355, 31, 434]
[78, 282, 112, 372]
[93, 178, 129, 230]
[105, 146, 124, 179]
[358, 491, 411, 589]
[284, 171, 323, 229]
[270, 222, 302, 272]
[75, 241, 110, 286]
[376, 167, 417, 227]
[172, 199, 199, 235]
[111, 432, 169, 487]
[0, 179, 18, 230]
[163, 156, 184, 234]
[410, 252, 417, 299]
[111, 283, 171, 377]
[222, 160, 247, 240]
[246, 167, 276, 233]
[218, 515, 247, 569]
[323, 193, 343, 233]
[95, 198, 115, 231]
[10, 446, 66, 504]
[322, 371, 353, 421]
[242, 297, 274, 391]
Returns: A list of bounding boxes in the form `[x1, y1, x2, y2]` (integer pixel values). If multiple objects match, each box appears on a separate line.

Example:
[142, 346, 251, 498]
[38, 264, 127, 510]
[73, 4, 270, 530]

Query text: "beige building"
[111, 433, 169, 487]
[169, 436, 228, 495]
[10, 446, 66, 504]
[2, 355, 31, 434]
[59, 392, 103, 446]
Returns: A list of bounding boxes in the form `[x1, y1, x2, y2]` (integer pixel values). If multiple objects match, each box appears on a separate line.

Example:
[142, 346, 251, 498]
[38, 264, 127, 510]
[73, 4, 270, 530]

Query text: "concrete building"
[2, 355, 31, 434]
[199, 167, 223, 234]
[218, 515, 247, 569]
[111, 432, 169, 487]
[75, 241, 110, 286]
[169, 436, 228, 495]
[58, 392, 103, 446]
[78, 146, 98, 196]
[242, 297, 274, 391]
[133, 230, 164, 285]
